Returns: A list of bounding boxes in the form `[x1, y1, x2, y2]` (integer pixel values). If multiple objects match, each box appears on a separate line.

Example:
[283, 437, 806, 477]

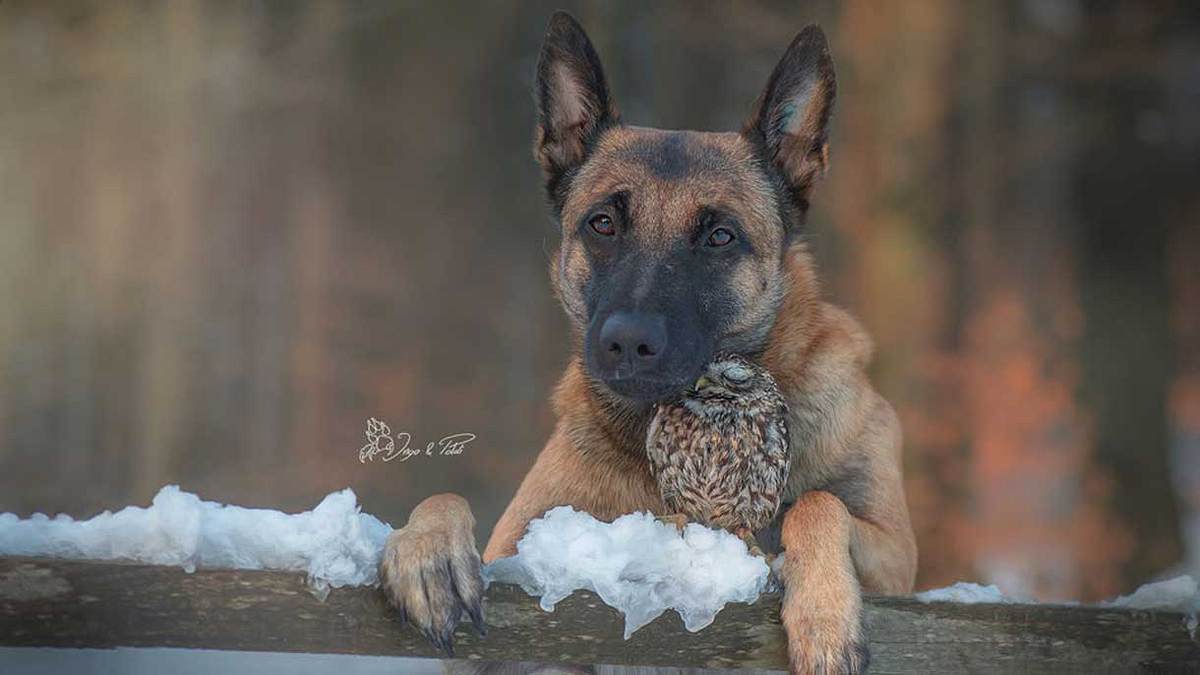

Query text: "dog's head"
[536, 12, 835, 404]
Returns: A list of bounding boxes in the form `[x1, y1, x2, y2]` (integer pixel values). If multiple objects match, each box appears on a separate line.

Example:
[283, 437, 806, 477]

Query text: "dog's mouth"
[600, 374, 692, 404]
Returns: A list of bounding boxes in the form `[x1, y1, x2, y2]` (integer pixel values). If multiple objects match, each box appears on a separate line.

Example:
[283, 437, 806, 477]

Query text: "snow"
[483, 506, 771, 638]
[0, 488, 769, 635]
[0, 485, 391, 590]
[1102, 575, 1200, 639]
[917, 575, 1200, 636]
[914, 581, 1014, 604]
[5, 486, 1197, 640]
[1103, 575, 1200, 612]
[917, 575, 1200, 612]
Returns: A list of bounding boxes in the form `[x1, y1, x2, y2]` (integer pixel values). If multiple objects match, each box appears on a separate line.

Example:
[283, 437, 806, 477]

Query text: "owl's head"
[690, 353, 777, 402]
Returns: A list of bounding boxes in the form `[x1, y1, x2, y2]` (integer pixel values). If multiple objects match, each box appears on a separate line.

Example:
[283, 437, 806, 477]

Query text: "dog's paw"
[781, 575, 868, 675]
[784, 615, 869, 675]
[379, 493, 485, 655]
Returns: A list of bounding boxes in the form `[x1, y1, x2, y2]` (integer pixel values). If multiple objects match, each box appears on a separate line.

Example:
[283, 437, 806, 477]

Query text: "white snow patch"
[1104, 575, 1200, 639]
[1103, 575, 1199, 612]
[916, 576, 1200, 610]
[917, 575, 1200, 637]
[915, 582, 1014, 604]
[0, 485, 392, 589]
[483, 506, 770, 638]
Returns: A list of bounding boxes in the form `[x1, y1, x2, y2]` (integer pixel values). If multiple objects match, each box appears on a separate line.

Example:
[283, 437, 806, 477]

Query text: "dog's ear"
[534, 12, 618, 195]
[743, 25, 836, 204]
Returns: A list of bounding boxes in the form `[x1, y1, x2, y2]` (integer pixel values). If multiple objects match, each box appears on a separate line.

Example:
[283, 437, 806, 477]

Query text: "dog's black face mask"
[578, 203, 726, 403]
[534, 13, 835, 405]
[556, 137, 787, 405]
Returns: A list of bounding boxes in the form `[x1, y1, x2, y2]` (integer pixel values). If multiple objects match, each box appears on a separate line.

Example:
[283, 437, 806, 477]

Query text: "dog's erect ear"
[743, 25, 836, 203]
[534, 12, 618, 193]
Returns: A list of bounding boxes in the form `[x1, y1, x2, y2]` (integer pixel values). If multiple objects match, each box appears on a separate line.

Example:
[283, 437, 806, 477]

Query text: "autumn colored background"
[1, 0, 1197, 602]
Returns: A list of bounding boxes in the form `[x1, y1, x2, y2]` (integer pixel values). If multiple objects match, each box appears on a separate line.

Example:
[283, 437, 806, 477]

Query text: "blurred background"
[1, 0, 1198, 602]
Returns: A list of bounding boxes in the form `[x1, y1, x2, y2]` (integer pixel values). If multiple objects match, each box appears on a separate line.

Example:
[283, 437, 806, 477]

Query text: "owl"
[646, 353, 790, 557]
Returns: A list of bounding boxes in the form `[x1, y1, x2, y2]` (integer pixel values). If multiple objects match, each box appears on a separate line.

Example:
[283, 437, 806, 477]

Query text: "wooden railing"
[1, 557, 1196, 673]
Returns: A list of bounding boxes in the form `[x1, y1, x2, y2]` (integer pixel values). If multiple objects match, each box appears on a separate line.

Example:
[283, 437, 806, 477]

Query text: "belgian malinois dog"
[381, 12, 916, 674]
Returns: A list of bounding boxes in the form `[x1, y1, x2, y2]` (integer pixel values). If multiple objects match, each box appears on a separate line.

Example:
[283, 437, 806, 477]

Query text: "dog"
[380, 12, 917, 674]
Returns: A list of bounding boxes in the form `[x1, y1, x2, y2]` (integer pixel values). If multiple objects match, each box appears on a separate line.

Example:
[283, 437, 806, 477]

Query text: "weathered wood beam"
[0, 557, 1196, 673]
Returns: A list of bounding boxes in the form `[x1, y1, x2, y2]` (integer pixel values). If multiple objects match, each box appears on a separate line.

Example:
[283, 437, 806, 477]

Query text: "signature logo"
[359, 417, 475, 463]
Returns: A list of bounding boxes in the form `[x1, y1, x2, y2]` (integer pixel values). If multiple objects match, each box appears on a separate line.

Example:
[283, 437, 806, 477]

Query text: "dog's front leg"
[779, 490, 868, 675]
[483, 423, 666, 562]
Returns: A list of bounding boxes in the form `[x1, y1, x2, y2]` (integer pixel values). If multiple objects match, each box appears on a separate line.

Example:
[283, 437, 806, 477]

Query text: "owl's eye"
[723, 365, 752, 384]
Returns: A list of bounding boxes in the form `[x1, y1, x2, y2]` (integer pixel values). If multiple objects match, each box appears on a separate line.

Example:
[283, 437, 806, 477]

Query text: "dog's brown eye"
[706, 227, 735, 247]
[589, 214, 615, 236]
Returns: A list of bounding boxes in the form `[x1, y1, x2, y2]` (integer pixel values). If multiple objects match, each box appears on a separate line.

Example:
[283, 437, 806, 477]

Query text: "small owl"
[646, 353, 790, 556]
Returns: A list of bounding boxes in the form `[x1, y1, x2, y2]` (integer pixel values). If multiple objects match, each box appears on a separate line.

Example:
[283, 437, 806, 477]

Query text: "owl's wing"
[764, 407, 791, 473]
[645, 409, 668, 471]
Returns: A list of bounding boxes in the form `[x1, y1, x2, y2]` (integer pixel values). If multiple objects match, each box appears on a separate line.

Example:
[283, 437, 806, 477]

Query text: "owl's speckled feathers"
[646, 354, 790, 534]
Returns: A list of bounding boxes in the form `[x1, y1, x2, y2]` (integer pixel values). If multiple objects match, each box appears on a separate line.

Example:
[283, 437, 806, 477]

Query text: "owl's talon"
[656, 513, 690, 533]
[735, 527, 767, 559]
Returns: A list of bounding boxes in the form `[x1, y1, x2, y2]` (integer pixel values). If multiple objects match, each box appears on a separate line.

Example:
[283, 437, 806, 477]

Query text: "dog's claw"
[467, 600, 486, 636]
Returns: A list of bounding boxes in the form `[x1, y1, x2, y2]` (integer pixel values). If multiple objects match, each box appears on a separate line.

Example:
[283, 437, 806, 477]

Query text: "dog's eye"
[706, 227, 735, 247]
[589, 214, 615, 236]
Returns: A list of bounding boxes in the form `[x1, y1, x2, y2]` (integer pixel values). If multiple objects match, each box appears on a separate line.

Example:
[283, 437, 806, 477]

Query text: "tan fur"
[780, 491, 865, 674]
[485, 364, 667, 560]
[379, 494, 485, 650]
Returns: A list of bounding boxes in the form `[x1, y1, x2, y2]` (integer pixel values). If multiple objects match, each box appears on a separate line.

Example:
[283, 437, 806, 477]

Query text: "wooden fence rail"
[1, 557, 1197, 673]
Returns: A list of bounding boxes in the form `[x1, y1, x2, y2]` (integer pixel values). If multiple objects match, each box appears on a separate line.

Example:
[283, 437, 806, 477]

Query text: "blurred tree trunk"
[1071, 1, 1191, 584]
[830, 0, 969, 590]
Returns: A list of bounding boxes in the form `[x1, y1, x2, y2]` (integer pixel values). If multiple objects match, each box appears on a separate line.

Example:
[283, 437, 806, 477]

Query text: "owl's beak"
[694, 375, 712, 390]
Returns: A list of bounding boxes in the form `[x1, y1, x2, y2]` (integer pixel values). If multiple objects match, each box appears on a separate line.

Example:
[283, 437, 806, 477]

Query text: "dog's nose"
[597, 311, 667, 375]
